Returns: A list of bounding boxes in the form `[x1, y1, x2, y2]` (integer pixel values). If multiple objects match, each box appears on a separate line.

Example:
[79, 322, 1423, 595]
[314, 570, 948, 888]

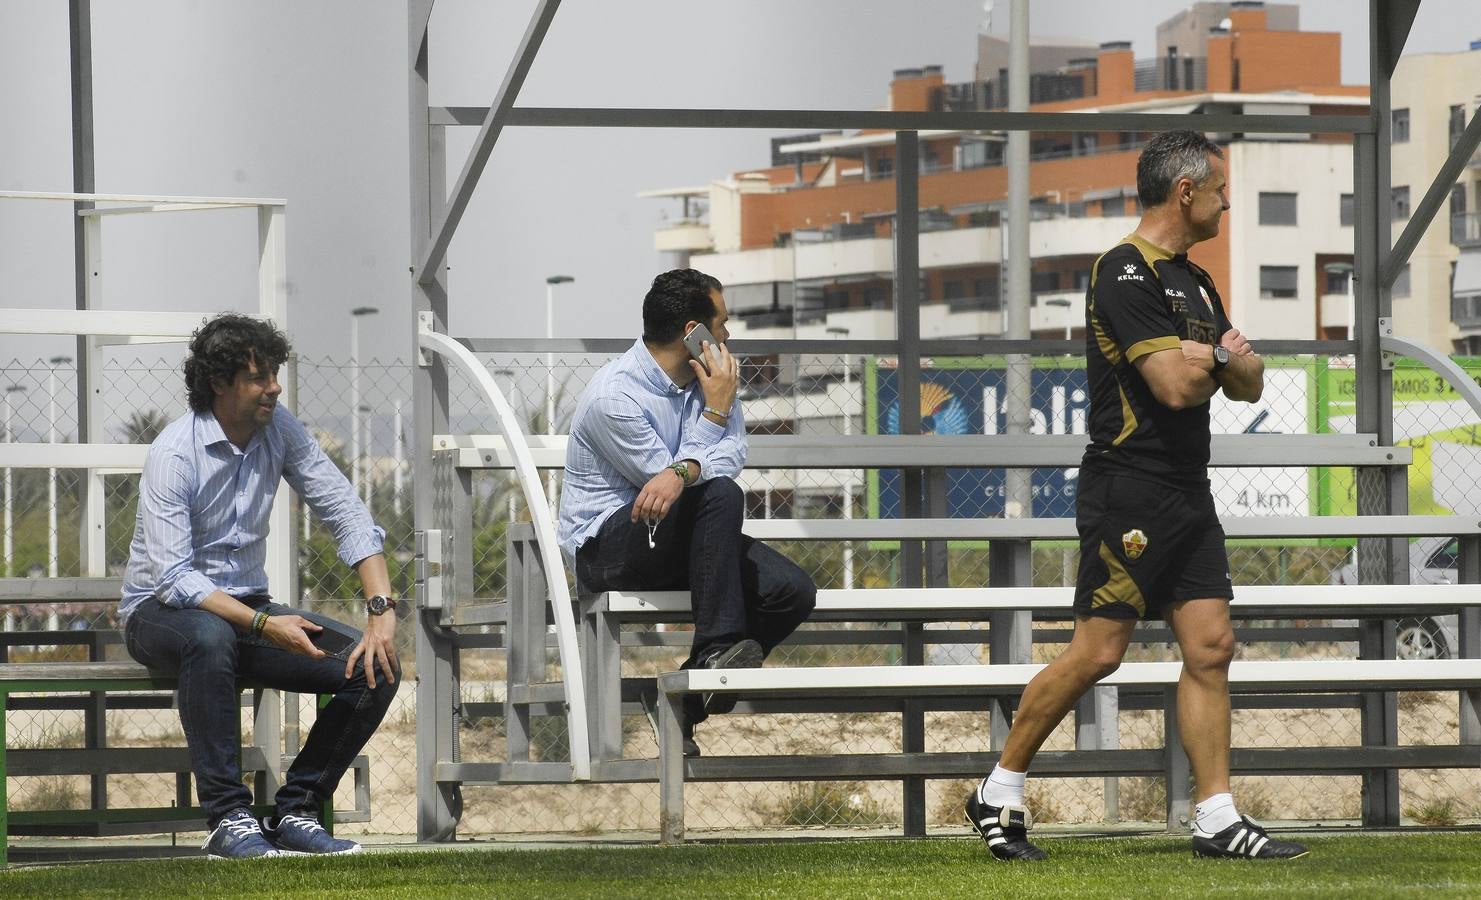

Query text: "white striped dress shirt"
[119, 403, 383, 624]
[557, 339, 747, 560]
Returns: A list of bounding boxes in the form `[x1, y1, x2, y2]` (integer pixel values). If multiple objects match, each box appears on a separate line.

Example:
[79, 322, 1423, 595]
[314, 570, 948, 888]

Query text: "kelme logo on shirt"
[1200, 286, 1215, 315]
[1122, 528, 1148, 561]
[1117, 264, 1144, 283]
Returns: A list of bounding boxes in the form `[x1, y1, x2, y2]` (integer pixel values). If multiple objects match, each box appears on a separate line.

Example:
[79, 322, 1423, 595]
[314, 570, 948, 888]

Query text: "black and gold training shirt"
[1082, 233, 1232, 487]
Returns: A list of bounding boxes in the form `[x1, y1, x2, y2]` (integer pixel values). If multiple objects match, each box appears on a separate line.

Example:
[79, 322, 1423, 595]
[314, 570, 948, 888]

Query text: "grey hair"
[1136, 130, 1223, 208]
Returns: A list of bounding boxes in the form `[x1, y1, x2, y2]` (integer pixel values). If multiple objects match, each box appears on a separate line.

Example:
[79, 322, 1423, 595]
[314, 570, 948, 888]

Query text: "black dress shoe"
[701, 638, 763, 715]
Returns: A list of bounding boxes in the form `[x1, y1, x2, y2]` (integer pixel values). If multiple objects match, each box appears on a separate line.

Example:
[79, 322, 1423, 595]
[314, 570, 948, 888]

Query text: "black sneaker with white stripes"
[964, 791, 1047, 861]
[1192, 815, 1308, 860]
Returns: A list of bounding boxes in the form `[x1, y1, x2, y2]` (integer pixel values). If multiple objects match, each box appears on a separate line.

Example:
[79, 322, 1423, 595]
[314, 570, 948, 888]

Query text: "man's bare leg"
[1164, 597, 1235, 802]
[966, 614, 1135, 861]
[998, 614, 1136, 771]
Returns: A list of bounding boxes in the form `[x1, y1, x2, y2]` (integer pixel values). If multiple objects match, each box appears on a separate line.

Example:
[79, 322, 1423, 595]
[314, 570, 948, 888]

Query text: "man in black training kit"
[964, 130, 1307, 861]
[558, 269, 816, 757]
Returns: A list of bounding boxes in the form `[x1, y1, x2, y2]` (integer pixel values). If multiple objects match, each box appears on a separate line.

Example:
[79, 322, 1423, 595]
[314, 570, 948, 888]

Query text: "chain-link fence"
[4, 350, 1480, 840]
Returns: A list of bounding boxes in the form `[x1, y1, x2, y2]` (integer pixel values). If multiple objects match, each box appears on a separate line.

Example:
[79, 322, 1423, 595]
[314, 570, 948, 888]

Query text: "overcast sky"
[1, 0, 1475, 373]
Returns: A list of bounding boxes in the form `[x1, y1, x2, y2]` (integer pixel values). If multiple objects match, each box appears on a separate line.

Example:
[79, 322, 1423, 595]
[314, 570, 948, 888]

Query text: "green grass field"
[4, 833, 1481, 898]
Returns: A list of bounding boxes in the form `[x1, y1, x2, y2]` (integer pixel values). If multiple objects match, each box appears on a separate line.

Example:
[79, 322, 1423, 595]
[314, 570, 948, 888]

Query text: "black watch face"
[367, 595, 389, 614]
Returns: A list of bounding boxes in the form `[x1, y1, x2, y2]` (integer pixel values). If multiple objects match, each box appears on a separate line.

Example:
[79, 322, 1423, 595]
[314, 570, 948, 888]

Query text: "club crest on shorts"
[1122, 528, 1148, 560]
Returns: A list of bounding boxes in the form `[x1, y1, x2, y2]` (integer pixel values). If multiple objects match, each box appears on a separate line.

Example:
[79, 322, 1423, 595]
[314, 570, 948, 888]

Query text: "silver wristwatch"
[365, 594, 397, 616]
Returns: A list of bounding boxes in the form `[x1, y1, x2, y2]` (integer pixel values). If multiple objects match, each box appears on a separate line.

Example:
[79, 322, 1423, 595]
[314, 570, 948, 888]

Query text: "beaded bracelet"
[251, 609, 269, 638]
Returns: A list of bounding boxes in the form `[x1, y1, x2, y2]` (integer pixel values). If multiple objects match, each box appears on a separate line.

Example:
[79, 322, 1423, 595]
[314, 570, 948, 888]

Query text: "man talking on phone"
[120, 314, 398, 859]
[559, 268, 816, 757]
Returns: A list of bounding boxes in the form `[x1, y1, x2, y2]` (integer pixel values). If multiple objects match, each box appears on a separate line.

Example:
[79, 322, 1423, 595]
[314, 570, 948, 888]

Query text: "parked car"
[1331, 536, 1459, 660]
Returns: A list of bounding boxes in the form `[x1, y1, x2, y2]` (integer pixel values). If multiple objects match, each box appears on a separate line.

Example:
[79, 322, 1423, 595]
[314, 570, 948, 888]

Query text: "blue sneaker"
[262, 811, 362, 855]
[203, 808, 282, 859]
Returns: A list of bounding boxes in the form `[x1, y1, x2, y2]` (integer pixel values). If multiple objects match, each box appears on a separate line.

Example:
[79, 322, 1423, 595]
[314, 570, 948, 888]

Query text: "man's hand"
[261, 614, 328, 659]
[1181, 340, 1215, 373]
[689, 340, 740, 413]
[631, 466, 684, 523]
[1220, 328, 1254, 356]
[346, 613, 399, 688]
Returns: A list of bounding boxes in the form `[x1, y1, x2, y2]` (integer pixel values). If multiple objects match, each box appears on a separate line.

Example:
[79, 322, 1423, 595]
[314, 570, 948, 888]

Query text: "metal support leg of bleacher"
[1162, 686, 1191, 832]
[1460, 536, 1481, 744]
[987, 541, 1032, 750]
[415, 453, 466, 841]
[1356, 467, 1404, 825]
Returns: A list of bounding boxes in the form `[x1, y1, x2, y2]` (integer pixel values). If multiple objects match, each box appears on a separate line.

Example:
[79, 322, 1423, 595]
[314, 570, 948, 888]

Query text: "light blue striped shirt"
[119, 403, 384, 625]
[557, 339, 747, 559]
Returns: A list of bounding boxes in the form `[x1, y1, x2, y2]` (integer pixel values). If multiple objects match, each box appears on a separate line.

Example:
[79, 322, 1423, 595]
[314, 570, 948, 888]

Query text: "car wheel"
[1395, 617, 1449, 660]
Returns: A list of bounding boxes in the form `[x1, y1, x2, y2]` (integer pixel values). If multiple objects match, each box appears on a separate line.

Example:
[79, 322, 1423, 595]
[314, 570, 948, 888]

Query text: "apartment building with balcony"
[641, 2, 1394, 514]
[1389, 42, 1481, 353]
[649, 2, 1367, 355]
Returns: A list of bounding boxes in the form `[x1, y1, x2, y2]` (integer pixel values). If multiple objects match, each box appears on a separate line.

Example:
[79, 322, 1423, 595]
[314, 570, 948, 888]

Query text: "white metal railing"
[416, 328, 592, 780]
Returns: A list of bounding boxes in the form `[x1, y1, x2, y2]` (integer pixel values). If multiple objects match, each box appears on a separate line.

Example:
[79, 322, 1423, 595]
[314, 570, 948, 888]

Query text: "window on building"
[1325, 267, 1352, 295]
[873, 153, 893, 178]
[1258, 192, 1298, 226]
[1259, 266, 1299, 299]
[942, 280, 965, 302]
[1453, 184, 1469, 216]
[1392, 186, 1411, 221]
[974, 278, 1000, 311]
[1391, 108, 1410, 142]
[1393, 264, 1411, 297]
[959, 141, 989, 170]
[1031, 270, 1061, 294]
[1339, 193, 1354, 227]
[1450, 104, 1467, 147]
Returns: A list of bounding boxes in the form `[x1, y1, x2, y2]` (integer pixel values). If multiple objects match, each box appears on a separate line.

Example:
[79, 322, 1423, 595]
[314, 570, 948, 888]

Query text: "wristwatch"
[1211, 345, 1231, 373]
[365, 594, 397, 616]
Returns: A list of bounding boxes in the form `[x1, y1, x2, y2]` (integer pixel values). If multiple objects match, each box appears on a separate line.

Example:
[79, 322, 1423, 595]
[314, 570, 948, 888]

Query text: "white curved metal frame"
[1381, 333, 1481, 421]
[416, 329, 591, 780]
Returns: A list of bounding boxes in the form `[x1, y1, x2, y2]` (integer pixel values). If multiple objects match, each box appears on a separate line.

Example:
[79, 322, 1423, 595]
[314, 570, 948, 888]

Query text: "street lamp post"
[826, 326, 855, 591]
[47, 355, 71, 581]
[358, 403, 373, 510]
[4, 384, 27, 583]
[393, 400, 404, 519]
[493, 368, 520, 521]
[349, 306, 379, 501]
[544, 275, 575, 509]
[1045, 297, 1074, 343]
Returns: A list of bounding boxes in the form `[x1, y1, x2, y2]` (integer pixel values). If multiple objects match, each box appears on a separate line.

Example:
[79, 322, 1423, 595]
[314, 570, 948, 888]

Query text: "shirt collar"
[633, 338, 687, 395]
[195, 410, 231, 448]
[195, 409, 264, 456]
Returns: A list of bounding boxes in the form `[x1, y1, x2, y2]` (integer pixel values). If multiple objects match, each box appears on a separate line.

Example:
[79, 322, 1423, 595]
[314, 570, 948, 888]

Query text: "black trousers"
[575, 477, 816, 721]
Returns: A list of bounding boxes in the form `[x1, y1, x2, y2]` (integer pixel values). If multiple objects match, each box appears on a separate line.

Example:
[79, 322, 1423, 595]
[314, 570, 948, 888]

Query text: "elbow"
[1152, 384, 1191, 412]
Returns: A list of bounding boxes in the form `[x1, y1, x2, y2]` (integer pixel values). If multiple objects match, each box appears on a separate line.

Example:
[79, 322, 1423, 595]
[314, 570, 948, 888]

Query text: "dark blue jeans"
[123, 596, 398, 828]
[575, 477, 816, 721]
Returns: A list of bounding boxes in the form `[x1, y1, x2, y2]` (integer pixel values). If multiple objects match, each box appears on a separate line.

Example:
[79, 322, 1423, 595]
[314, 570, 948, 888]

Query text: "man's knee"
[182, 614, 239, 667]
[694, 475, 743, 512]
[790, 570, 818, 618]
[1185, 628, 1236, 672]
[1064, 639, 1125, 683]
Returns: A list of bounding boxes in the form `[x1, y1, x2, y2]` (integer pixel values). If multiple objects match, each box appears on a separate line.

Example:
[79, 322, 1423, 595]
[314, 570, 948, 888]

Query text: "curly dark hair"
[183, 314, 291, 412]
[641, 268, 722, 345]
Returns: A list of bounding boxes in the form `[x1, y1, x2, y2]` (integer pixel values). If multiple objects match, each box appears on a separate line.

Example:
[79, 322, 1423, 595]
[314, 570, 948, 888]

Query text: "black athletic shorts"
[1073, 468, 1233, 621]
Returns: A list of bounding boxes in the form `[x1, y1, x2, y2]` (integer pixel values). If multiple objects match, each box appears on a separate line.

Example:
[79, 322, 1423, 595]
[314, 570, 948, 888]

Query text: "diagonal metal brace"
[415, 0, 561, 285]
[1383, 108, 1481, 288]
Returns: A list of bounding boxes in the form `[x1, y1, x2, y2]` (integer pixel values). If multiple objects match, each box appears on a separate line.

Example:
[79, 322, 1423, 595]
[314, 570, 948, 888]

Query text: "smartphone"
[311, 627, 358, 657]
[682, 322, 720, 374]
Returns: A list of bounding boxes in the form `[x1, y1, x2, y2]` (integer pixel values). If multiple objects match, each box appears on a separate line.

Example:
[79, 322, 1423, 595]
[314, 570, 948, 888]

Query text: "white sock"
[1194, 792, 1241, 834]
[978, 765, 1026, 808]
